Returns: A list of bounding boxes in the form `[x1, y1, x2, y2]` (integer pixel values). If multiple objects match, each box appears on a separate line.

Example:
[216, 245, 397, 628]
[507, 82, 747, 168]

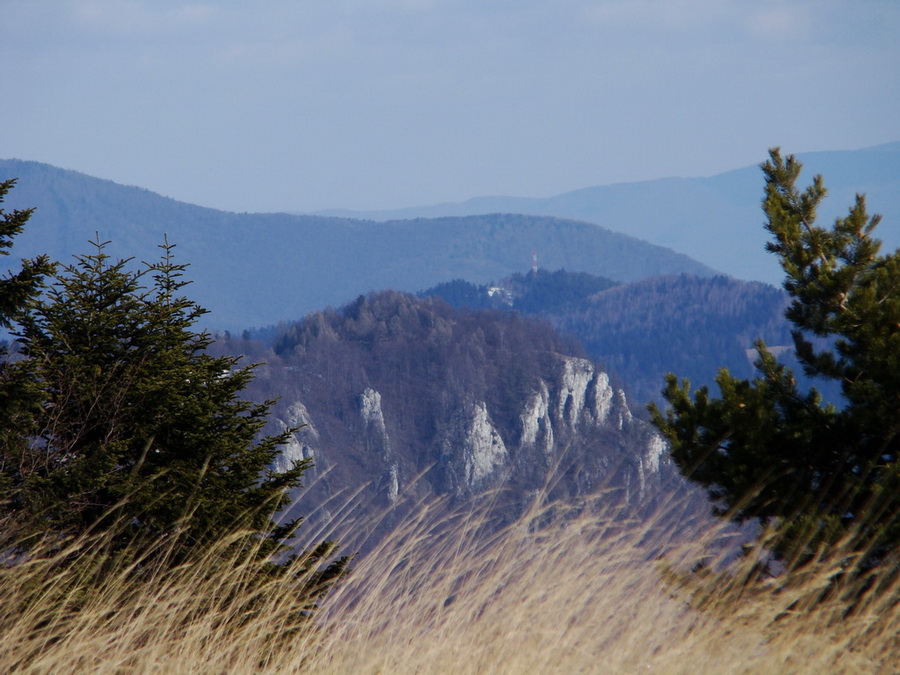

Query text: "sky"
[2, 1, 899, 214]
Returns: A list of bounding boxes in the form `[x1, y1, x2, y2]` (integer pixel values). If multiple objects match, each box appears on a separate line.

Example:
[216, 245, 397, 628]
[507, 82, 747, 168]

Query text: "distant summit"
[314, 142, 900, 286]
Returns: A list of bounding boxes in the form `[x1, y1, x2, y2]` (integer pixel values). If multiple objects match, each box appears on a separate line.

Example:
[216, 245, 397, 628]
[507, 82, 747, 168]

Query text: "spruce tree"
[0, 180, 53, 325]
[0, 180, 54, 499]
[2, 229, 346, 588]
[650, 149, 900, 571]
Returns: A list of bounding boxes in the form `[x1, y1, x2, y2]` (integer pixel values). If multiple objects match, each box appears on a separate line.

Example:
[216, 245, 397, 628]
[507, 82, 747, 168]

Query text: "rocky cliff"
[229, 291, 682, 547]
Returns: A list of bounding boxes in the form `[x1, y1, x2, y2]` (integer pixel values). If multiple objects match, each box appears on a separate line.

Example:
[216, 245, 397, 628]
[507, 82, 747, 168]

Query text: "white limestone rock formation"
[463, 401, 509, 487]
[638, 434, 667, 498]
[555, 356, 596, 429]
[272, 400, 319, 474]
[359, 387, 400, 503]
[519, 356, 628, 450]
[585, 370, 615, 427]
[360, 387, 391, 458]
[613, 389, 633, 430]
[520, 380, 554, 455]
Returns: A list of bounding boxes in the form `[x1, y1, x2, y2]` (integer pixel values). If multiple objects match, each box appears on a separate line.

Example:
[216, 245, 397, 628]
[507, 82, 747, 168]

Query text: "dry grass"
[1, 493, 898, 674]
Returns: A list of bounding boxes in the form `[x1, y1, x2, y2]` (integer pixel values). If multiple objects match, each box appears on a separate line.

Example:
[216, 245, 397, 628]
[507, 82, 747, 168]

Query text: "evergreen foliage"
[0, 180, 54, 324]
[1, 181, 347, 594]
[650, 149, 900, 570]
[0, 180, 55, 501]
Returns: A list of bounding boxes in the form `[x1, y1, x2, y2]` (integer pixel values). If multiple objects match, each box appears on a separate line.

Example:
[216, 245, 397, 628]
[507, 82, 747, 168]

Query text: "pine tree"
[2, 231, 346, 589]
[650, 149, 900, 571]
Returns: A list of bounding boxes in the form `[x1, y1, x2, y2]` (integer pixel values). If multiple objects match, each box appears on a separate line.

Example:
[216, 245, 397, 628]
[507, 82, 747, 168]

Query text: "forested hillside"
[216, 291, 682, 549]
[558, 275, 794, 403]
[421, 271, 794, 404]
[421, 269, 619, 313]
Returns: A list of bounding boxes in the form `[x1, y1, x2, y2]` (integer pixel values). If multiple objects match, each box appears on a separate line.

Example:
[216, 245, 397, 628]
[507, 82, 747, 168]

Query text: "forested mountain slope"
[0, 159, 714, 331]
[216, 292, 685, 549]
[421, 271, 794, 405]
[558, 275, 793, 404]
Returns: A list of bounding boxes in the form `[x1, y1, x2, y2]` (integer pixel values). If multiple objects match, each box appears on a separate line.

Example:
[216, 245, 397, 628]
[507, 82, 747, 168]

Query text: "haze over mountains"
[3, 143, 898, 331]
[0, 158, 712, 331]
[317, 143, 900, 286]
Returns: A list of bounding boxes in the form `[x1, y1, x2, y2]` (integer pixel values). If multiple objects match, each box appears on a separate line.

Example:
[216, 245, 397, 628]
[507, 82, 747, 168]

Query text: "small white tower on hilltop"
[531, 249, 538, 275]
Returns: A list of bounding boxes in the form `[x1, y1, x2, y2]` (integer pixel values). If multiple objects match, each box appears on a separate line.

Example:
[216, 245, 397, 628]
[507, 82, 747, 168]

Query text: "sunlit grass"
[1, 490, 897, 673]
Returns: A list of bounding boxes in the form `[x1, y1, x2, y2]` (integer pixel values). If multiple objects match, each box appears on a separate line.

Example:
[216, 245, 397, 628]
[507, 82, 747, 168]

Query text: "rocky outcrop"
[639, 434, 667, 498]
[272, 401, 319, 474]
[461, 401, 509, 487]
[359, 388, 400, 503]
[253, 291, 682, 549]
[526, 356, 624, 436]
[273, 351, 668, 502]
[520, 380, 554, 454]
[360, 388, 389, 455]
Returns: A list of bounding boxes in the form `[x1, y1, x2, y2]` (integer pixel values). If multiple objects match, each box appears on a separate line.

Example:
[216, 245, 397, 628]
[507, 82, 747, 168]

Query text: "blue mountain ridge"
[316, 142, 900, 286]
[0, 159, 714, 331]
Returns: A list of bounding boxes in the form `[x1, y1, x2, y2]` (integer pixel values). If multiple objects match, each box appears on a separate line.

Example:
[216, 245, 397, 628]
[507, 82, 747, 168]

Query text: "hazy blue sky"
[3, 1, 898, 213]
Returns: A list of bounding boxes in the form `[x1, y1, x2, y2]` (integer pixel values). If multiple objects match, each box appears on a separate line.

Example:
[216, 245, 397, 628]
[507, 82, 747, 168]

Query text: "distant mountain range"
[316, 142, 900, 286]
[0, 159, 713, 331]
[3, 143, 895, 331]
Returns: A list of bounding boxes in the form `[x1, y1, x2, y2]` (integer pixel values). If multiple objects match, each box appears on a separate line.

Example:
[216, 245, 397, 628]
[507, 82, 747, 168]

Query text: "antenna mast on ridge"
[531, 250, 538, 275]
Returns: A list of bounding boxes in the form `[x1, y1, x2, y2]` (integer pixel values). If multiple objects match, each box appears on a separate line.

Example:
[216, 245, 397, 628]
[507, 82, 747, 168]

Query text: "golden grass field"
[1, 490, 898, 674]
